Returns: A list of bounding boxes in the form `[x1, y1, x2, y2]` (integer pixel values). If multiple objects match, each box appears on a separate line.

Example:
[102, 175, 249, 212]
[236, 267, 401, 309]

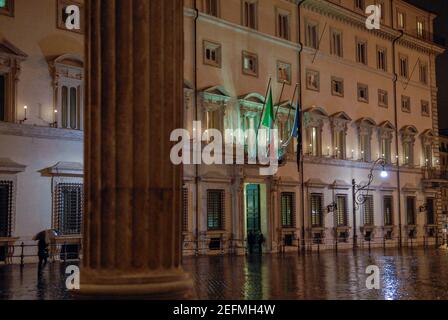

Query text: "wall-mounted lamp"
[19, 105, 28, 124]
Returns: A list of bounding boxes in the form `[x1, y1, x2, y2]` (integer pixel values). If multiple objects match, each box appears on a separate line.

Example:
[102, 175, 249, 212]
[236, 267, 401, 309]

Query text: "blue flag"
[292, 104, 300, 138]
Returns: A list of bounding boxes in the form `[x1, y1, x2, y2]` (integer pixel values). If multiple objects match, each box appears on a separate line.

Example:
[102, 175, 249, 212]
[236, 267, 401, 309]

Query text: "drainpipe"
[194, 0, 200, 256]
[391, 0, 404, 248]
[297, 0, 306, 252]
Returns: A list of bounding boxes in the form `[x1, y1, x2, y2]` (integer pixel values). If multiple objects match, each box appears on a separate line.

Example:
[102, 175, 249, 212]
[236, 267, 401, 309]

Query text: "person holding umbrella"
[33, 229, 58, 269]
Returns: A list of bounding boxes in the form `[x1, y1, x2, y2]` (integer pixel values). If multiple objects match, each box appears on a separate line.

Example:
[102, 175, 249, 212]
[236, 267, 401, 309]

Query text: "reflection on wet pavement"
[1, 248, 448, 300]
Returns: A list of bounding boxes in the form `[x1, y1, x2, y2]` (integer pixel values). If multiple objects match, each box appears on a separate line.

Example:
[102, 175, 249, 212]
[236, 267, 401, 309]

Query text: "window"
[336, 195, 348, 227]
[397, 11, 405, 29]
[307, 126, 321, 156]
[426, 198, 435, 225]
[306, 69, 319, 91]
[375, 1, 385, 21]
[61, 86, 81, 129]
[424, 144, 433, 167]
[207, 190, 224, 230]
[377, 47, 387, 72]
[203, 41, 221, 68]
[378, 89, 388, 107]
[381, 136, 392, 164]
[403, 140, 413, 165]
[277, 11, 290, 40]
[360, 134, 371, 162]
[421, 100, 430, 117]
[334, 130, 345, 159]
[205, 108, 223, 133]
[355, 0, 365, 11]
[57, 0, 85, 34]
[417, 18, 425, 38]
[205, 0, 219, 17]
[277, 61, 291, 85]
[0, 181, 13, 237]
[53, 55, 84, 130]
[401, 95, 411, 113]
[331, 77, 344, 97]
[406, 196, 416, 225]
[242, 51, 258, 77]
[310, 194, 323, 228]
[357, 83, 369, 103]
[306, 21, 319, 49]
[0, 74, 5, 121]
[0, 0, 13, 16]
[384, 196, 393, 226]
[281, 193, 295, 228]
[362, 195, 374, 226]
[242, 0, 257, 29]
[399, 55, 409, 78]
[55, 183, 83, 235]
[330, 29, 343, 57]
[182, 188, 188, 232]
[419, 62, 428, 85]
[356, 40, 367, 65]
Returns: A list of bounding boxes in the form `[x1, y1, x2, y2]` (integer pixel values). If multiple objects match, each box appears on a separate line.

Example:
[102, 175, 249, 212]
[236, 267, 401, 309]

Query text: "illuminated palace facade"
[182, 0, 446, 255]
[0, 0, 446, 265]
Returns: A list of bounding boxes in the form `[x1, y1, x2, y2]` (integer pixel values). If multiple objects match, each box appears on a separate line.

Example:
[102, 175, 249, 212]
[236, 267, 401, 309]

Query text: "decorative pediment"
[0, 158, 26, 174]
[378, 121, 395, 131]
[51, 53, 84, 83]
[304, 106, 329, 118]
[356, 117, 377, 128]
[305, 178, 327, 188]
[43, 162, 83, 177]
[331, 111, 352, 122]
[330, 179, 351, 190]
[184, 79, 194, 91]
[402, 183, 419, 193]
[379, 183, 397, 191]
[203, 85, 232, 97]
[238, 92, 265, 104]
[0, 39, 27, 60]
[400, 125, 418, 135]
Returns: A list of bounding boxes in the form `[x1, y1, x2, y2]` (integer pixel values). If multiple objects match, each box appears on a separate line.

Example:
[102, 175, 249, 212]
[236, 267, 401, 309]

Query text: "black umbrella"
[33, 229, 58, 242]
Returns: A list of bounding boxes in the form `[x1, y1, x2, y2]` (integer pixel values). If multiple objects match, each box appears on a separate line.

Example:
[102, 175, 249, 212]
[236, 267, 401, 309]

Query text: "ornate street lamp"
[352, 157, 388, 249]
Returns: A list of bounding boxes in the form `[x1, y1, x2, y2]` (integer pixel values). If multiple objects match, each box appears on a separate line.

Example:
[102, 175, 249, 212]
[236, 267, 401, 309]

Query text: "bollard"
[20, 242, 25, 267]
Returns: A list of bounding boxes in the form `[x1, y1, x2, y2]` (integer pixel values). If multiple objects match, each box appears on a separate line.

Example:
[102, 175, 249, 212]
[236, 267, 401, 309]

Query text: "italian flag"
[261, 88, 275, 158]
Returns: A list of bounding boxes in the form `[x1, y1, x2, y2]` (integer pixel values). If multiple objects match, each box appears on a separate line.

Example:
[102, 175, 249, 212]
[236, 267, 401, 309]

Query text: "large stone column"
[81, 0, 192, 298]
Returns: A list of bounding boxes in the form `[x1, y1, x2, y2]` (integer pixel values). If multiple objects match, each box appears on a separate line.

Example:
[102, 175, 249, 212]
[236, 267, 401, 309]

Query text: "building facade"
[0, 0, 446, 264]
[0, 0, 84, 263]
[182, 0, 446, 255]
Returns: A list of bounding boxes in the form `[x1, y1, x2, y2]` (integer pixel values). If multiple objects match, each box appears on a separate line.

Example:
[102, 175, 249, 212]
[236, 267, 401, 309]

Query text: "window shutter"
[311, 194, 323, 227]
[207, 190, 224, 230]
[281, 192, 295, 228]
[0, 181, 13, 237]
[56, 183, 83, 235]
[182, 188, 188, 232]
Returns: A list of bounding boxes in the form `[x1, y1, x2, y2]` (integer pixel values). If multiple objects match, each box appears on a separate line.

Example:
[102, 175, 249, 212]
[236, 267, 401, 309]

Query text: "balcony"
[405, 29, 446, 47]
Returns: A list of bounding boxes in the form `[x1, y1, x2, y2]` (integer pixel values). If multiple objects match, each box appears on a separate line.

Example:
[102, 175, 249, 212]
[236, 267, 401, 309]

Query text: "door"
[246, 184, 262, 253]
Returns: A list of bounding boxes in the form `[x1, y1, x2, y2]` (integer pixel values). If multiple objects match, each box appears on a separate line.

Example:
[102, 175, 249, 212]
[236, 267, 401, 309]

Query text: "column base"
[77, 269, 194, 299]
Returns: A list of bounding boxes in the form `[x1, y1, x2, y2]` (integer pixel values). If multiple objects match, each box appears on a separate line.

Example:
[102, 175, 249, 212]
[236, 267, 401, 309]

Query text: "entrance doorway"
[246, 184, 263, 254]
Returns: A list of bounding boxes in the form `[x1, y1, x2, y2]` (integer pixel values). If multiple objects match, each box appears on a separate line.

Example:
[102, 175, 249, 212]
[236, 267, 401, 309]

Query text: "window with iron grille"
[281, 192, 295, 228]
[55, 183, 83, 235]
[336, 195, 348, 227]
[362, 195, 374, 226]
[406, 196, 416, 225]
[0, 181, 13, 237]
[426, 198, 435, 225]
[310, 193, 323, 228]
[182, 188, 188, 232]
[383, 196, 393, 226]
[0, 74, 5, 121]
[207, 189, 224, 230]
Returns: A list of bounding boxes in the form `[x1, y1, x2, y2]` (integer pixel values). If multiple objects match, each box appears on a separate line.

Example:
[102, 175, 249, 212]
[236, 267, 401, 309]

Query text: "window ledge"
[0, 121, 83, 142]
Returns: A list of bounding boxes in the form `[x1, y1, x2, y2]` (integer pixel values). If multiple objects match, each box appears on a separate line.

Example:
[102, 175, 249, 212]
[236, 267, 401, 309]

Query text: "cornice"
[0, 122, 83, 142]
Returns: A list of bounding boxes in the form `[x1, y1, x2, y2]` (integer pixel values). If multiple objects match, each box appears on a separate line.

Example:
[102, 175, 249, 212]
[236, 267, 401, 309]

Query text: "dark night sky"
[406, 0, 448, 129]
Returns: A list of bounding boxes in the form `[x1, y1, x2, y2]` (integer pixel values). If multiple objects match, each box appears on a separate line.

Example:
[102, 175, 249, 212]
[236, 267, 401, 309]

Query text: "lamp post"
[352, 157, 388, 249]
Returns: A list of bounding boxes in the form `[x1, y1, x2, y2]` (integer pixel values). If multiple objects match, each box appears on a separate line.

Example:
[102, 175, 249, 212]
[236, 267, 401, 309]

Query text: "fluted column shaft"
[81, 0, 191, 298]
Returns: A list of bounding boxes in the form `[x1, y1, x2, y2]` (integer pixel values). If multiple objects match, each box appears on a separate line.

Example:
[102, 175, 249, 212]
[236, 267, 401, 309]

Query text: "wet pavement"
[1, 248, 448, 300]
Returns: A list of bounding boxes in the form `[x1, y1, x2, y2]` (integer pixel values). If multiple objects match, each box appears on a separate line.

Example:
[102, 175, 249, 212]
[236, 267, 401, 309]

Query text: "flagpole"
[257, 77, 272, 132]
[281, 83, 299, 148]
[273, 81, 286, 121]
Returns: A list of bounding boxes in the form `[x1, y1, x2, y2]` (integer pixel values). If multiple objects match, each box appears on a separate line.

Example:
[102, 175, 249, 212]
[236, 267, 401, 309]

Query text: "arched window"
[52, 54, 84, 130]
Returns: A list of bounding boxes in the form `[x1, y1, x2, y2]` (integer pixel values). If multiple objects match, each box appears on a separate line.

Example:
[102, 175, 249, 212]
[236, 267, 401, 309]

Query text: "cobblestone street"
[1, 248, 448, 300]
